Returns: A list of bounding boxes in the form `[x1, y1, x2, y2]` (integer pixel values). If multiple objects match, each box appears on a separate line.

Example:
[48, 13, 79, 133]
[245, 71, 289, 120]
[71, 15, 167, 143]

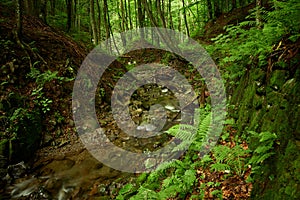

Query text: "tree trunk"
[96, 0, 102, 42]
[214, 0, 222, 19]
[182, 0, 190, 37]
[207, 0, 213, 20]
[157, 0, 166, 28]
[40, 0, 47, 24]
[128, 0, 133, 30]
[168, 0, 174, 29]
[120, 0, 126, 32]
[90, 0, 98, 44]
[256, 0, 263, 29]
[16, 0, 23, 38]
[137, 0, 145, 38]
[50, 0, 56, 15]
[66, 0, 72, 32]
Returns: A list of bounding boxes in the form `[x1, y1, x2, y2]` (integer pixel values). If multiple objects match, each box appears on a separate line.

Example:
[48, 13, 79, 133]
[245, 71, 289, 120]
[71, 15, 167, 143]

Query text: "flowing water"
[3, 84, 197, 199]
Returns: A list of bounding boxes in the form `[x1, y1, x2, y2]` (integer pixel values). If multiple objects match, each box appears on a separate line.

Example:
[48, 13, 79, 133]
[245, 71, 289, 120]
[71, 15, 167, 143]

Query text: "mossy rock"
[253, 94, 264, 110]
[251, 68, 266, 82]
[269, 70, 288, 91]
[265, 91, 283, 106]
[248, 108, 265, 131]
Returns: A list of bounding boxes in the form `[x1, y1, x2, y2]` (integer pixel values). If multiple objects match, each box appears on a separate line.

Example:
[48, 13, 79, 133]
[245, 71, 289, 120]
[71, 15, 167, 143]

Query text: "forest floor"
[1, 2, 255, 199]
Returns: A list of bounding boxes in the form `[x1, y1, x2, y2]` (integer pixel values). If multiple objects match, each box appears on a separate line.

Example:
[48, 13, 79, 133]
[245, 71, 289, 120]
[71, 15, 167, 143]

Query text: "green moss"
[253, 94, 264, 109]
[269, 70, 287, 91]
[251, 68, 265, 81]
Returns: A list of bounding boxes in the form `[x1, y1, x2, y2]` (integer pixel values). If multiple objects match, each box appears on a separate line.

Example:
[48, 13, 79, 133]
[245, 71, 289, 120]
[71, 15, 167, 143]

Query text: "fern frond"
[210, 163, 231, 172]
[156, 159, 178, 172]
[258, 132, 277, 142]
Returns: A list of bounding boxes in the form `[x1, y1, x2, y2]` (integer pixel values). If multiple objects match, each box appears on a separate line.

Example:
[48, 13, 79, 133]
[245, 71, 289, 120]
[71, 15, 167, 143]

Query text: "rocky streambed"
[2, 81, 199, 199]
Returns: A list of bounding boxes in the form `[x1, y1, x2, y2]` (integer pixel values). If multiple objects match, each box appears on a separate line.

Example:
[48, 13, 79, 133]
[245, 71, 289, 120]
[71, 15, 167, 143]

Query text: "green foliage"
[27, 67, 73, 113]
[211, 145, 250, 177]
[117, 107, 212, 199]
[248, 131, 277, 175]
[210, 0, 300, 85]
[211, 189, 223, 199]
[27, 67, 73, 88]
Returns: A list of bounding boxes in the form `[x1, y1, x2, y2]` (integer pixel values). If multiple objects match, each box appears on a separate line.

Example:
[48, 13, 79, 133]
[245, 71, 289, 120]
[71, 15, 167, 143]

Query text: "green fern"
[210, 163, 231, 172]
[248, 131, 278, 176]
[211, 145, 250, 176]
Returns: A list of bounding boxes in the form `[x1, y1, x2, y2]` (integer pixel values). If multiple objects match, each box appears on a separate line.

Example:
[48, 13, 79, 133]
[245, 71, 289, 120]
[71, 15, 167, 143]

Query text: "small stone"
[165, 105, 175, 110]
[162, 88, 168, 93]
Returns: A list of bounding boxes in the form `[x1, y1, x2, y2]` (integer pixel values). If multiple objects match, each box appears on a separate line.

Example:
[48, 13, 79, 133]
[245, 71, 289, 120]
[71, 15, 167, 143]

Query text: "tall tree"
[90, 0, 98, 44]
[127, 0, 133, 30]
[50, 0, 56, 15]
[137, 0, 145, 38]
[157, 0, 166, 28]
[207, 0, 213, 20]
[16, 0, 23, 38]
[214, 0, 222, 18]
[168, 0, 174, 29]
[66, 0, 72, 32]
[256, 0, 263, 29]
[182, 0, 190, 37]
[96, 0, 102, 42]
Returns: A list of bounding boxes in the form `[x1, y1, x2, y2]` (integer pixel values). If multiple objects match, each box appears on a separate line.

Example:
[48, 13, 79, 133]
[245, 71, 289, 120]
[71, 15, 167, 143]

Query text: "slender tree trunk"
[214, 0, 221, 18]
[137, 0, 145, 38]
[72, 0, 76, 30]
[168, 0, 174, 29]
[16, 0, 23, 38]
[182, 0, 190, 37]
[128, 0, 133, 29]
[124, 0, 129, 30]
[256, 0, 262, 29]
[120, 0, 126, 31]
[40, 0, 47, 24]
[134, 0, 138, 28]
[157, 0, 166, 28]
[141, 0, 158, 27]
[66, 0, 72, 32]
[207, 0, 213, 20]
[50, 0, 56, 15]
[90, 0, 98, 44]
[119, 0, 127, 46]
[96, 0, 101, 42]
[177, 5, 181, 32]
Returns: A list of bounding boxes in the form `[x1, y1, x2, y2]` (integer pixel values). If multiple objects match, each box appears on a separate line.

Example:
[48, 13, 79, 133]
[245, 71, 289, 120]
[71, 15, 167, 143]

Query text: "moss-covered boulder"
[230, 65, 300, 199]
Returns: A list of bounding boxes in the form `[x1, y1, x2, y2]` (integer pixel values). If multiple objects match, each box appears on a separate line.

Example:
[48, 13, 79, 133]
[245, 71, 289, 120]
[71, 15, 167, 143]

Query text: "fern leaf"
[210, 163, 231, 172]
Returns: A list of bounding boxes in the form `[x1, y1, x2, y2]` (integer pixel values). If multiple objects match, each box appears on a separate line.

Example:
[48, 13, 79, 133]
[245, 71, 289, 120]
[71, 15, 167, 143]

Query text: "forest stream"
[3, 83, 185, 199]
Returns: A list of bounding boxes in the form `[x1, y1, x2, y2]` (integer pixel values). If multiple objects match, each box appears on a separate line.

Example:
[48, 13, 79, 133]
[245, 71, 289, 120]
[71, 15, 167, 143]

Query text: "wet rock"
[57, 184, 75, 200]
[10, 177, 38, 198]
[7, 161, 28, 179]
